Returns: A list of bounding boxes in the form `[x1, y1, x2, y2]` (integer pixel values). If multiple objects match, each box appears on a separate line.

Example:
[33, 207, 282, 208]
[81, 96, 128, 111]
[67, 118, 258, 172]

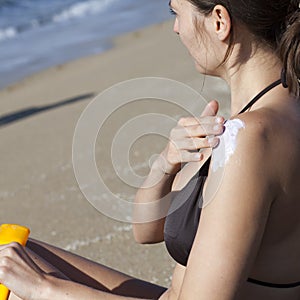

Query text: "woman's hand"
[157, 101, 225, 175]
[0, 242, 47, 300]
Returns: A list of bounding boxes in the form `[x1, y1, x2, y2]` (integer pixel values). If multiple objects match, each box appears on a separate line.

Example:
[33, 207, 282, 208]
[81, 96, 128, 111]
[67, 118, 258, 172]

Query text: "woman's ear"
[211, 5, 231, 41]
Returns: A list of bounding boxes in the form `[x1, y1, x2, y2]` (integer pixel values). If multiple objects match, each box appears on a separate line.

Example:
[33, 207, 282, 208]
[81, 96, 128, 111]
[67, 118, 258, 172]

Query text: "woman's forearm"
[42, 276, 150, 300]
[133, 155, 177, 244]
[133, 107, 222, 244]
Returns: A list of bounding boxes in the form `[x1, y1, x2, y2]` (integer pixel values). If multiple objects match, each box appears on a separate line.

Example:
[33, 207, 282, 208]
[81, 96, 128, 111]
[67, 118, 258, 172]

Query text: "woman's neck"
[221, 45, 283, 116]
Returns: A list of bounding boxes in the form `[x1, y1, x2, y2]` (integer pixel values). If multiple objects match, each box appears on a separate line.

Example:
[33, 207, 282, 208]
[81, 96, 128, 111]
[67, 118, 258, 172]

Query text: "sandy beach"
[0, 20, 230, 286]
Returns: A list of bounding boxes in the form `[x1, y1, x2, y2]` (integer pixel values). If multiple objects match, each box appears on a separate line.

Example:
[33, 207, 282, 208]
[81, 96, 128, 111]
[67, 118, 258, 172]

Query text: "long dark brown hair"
[188, 0, 300, 97]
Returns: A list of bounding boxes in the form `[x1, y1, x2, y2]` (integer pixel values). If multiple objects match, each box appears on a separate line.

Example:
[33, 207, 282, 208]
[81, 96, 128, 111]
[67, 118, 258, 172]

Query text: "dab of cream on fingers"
[212, 119, 245, 172]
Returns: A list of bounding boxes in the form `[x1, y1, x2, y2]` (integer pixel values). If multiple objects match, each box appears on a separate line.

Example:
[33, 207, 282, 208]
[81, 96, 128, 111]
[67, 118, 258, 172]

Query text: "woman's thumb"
[201, 100, 219, 117]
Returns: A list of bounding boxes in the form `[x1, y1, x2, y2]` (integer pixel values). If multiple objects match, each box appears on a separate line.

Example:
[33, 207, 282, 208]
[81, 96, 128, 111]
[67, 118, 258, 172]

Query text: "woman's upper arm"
[178, 117, 275, 300]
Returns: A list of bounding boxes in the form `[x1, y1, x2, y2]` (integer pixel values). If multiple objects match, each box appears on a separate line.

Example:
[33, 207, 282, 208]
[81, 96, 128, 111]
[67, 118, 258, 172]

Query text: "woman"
[1, 0, 299, 299]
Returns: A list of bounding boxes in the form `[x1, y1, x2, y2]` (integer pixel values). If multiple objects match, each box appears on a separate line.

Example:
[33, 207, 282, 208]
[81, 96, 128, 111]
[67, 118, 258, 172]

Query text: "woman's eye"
[169, 8, 177, 16]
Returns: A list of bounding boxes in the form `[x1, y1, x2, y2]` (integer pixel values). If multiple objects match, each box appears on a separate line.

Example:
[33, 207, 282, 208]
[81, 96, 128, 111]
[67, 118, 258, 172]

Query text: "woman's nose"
[173, 18, 179, 35]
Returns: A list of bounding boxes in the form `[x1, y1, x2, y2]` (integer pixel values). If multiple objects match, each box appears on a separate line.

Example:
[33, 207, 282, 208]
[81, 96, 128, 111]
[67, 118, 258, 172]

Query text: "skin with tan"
[0, 0, 300, 299]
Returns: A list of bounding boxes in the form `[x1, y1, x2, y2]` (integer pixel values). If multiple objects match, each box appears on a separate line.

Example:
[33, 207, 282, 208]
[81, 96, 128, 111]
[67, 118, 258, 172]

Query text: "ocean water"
[0, 0, 172, 89]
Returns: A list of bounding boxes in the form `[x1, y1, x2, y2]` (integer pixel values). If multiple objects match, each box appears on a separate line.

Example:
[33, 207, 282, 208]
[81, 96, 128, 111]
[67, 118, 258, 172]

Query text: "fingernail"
[194, 153, 203, 160]
[215, 117, 224, 124]
[213, 124, 222, 131]
[208, 136, 218, 147]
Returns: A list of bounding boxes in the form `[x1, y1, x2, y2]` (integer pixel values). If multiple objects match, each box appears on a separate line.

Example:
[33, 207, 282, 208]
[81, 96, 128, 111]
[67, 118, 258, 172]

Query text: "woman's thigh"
[26, 238, 167, 298]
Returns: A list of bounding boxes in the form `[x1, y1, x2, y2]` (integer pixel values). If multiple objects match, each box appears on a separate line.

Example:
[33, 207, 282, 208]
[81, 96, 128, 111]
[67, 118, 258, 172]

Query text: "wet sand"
[0, 20, 230, 286]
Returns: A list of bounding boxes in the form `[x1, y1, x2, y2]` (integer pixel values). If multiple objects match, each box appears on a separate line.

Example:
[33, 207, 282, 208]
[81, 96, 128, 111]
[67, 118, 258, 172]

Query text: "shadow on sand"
[0, 93, 95, 128]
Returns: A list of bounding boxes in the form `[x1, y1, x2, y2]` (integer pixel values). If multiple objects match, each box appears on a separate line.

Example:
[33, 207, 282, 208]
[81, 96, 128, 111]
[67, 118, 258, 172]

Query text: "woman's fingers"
[157, 101, 224, 174]
[164, 149, 203, 166]
[175, 136, 219, 150]
[179, 150, 204, 162]
[200, 100, 219, 117]
[0, 242, 44, 274]
[0, 242, 22, 259]
[172, 122, 224, 140]
[183, 123, 224, 138]
[0, 242, 47, 300]
[177, 115, 223, 127]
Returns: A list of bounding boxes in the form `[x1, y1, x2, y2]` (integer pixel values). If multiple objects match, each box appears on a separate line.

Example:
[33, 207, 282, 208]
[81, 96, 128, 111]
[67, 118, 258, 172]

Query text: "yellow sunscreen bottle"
[0, 224, 30, 300]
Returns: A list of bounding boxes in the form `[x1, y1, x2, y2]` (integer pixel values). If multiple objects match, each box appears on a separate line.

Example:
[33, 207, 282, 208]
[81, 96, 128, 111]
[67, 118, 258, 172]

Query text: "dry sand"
[0, 20, 230, 286]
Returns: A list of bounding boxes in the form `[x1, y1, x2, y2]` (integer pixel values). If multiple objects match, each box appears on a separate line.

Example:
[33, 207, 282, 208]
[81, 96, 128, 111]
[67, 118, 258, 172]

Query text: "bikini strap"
[238, 79, 282, 114]
[247, 277, 300, 289]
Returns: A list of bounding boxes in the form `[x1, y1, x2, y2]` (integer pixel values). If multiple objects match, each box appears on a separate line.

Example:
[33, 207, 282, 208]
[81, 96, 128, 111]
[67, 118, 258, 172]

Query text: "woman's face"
[169, 0, 222, 75]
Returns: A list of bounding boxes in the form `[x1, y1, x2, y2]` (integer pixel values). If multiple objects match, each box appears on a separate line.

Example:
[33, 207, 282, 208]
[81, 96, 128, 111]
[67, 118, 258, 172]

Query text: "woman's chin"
[194, 61, 207, 74]
[194, 62, 220, 77]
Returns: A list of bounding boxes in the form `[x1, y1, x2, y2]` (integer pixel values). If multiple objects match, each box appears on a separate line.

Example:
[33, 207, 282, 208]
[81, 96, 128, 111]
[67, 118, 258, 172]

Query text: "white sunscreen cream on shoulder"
[211, 118, 245, 172]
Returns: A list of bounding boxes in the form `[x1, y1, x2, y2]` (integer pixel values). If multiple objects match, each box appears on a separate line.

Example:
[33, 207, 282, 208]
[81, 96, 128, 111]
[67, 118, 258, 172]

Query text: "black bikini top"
[163, 79, 300, 288]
